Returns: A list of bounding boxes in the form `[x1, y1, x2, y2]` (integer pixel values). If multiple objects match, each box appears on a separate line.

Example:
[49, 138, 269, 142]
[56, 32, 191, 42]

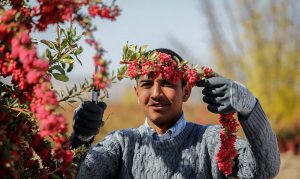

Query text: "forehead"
[136, 75, 182, 86]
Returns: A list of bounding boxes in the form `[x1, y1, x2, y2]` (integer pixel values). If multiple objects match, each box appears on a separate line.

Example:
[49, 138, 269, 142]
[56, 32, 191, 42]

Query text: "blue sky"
[33, 0, 215, 101]
[36, 0, 212, 79]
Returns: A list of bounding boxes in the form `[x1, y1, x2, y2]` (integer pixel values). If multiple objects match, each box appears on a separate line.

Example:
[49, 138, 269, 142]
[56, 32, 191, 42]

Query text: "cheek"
[138, 90, 150, 104]
[164, 88, 183, 103]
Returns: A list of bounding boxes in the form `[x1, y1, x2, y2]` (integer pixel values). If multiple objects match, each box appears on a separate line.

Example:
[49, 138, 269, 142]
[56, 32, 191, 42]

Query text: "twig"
[31, 168, 60, 179]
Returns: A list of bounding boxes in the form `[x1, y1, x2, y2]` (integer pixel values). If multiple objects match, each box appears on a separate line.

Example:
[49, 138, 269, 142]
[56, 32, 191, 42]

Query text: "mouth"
[149, 103, 169, 111]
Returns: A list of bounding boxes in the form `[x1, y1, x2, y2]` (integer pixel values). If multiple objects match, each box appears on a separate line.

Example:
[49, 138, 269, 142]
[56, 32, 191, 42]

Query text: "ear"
[134, 85, 138, 96]
[134, 85, 140, 104]
[182, 85, 192, 102]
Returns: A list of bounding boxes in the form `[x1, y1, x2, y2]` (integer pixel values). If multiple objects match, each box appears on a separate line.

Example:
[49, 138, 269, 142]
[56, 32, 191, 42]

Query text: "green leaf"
[68, 100, 77, 103]
[60, 54, 74, 64]
[117, 66, 127, 80]
[66, 86, 70, 93]
[174, 56, 180, 65]
[15, 12, 21, 19]
[1, 91, 7, 97]
[74, 55, 83, 66]
[52, 73, 69, 82]
[123, 43, 128, 57]
[40, 40, 55, 50]
[136, 53, 141, 59]
[139, 45, 148, 55]
[68, 88, 74, 96]
[75, 34, 83, 42]
[128, 44, 137, 53]
[45, 48, 52, 60]
[104, 89, 109, 98]
[66, 63, 73, 72]
[148, 51, 158, 61]
[54, 42, 59, 50]
[74, 84, 77, 92]
[50, 65, 65, 75]
[72, 47, 83, 55]
[181, 60, 189, 66]
[130, 53, 137, 61]
[60, 58, 74, 64]
[61, 38, 68, 49]
[60, 27, 66, 37]
[70, 27, 76, 37]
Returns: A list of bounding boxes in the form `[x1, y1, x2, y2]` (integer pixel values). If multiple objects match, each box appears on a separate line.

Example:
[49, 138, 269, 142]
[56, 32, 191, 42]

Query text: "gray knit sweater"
[77, 101, 280, 179]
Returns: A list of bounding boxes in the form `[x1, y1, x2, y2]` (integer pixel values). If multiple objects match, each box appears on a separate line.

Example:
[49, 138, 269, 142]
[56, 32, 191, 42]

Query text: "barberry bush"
[0, 0, 120, 178]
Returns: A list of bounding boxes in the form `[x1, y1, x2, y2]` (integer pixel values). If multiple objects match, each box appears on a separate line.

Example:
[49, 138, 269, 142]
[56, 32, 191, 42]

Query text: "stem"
[119, 61, 131, 64]
[58, 85, 93, 103]
[70, 14, 73, 29]
[10, 107, 30, 113]
[56, 24, 61, 58]
[31, 168, 60, 179]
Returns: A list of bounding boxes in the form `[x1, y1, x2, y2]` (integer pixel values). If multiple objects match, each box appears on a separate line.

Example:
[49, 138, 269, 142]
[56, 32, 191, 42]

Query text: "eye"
[162, 80, 175, 87]
[140, 81, 152, 88]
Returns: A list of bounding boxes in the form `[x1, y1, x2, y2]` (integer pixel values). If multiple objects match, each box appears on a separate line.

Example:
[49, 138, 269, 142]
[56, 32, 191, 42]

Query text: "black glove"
[73, 101, 107, 140]
[196, 76, 256, 116]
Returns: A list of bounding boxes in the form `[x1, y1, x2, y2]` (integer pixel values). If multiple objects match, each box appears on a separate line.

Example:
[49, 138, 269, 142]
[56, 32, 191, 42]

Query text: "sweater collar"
[144, 113, 186, 141]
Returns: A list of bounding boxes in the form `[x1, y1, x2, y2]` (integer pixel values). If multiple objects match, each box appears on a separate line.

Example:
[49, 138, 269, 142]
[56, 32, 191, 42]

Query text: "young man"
[70, 49, 280, 178]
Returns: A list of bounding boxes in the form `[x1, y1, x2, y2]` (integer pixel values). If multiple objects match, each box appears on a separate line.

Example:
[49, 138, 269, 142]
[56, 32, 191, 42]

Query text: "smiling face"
[134, 75, 191, 131]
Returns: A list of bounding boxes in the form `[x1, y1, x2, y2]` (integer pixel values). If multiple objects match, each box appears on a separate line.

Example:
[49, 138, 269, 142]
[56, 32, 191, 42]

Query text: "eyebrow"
[138, 79, 153, 83]
[138, 78, 171, 84]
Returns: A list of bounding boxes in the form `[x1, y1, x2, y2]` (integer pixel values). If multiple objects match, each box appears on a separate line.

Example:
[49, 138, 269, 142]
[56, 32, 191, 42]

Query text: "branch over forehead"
[147, 48, 184, 63]
[119, 43, 215, 88]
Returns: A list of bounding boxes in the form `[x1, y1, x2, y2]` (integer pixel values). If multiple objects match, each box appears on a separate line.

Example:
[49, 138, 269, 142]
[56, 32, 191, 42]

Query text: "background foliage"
[200, 0, 300, 134]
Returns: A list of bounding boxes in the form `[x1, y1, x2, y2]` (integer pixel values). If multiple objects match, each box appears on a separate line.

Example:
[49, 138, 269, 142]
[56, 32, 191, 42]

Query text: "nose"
[151, 82, 163, 99]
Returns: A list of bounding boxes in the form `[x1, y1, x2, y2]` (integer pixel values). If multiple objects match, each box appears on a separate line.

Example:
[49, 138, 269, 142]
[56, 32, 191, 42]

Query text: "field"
[61, 102, 300, 178]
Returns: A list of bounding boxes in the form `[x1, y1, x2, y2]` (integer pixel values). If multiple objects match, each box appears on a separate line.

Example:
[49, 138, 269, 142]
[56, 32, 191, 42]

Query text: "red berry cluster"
[86, 4, 119, 91]
[202, 68, 239, 176]
[36, 0, 79, 31]
[0, 0, 120, 177]
[88, 4, 120, 20]
[125, 52, 199, 86]
[127, 59, 139, 78]
[185, 66, 200, 87]
[93, 53, 111, 90]
[216, 113, 239, 176]
[85, 38, 112, 90]
[11, 31, 49, 87]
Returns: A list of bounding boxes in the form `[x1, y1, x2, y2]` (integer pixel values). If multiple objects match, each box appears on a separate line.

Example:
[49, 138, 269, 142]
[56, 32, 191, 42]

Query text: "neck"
[146, 113, 182, 135]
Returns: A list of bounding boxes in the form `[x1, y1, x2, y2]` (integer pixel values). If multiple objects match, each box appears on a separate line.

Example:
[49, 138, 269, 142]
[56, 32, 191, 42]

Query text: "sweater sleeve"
[204, 100, 280, 179]
[237, 100, 281, 178]
[76, 131, 123, 179]
[69, 132, 94, 149]
[204, 125, 256, 179]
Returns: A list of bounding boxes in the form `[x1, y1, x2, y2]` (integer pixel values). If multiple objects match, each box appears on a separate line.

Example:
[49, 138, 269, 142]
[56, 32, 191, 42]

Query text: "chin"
[147, 114, 168, 125]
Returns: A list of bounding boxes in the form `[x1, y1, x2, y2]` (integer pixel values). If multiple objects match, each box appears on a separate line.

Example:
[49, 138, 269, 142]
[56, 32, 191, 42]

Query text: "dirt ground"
[275, 153, 300, 179]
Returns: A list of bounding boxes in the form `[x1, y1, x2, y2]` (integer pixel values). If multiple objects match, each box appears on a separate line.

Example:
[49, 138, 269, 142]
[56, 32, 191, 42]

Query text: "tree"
[200, 0, 300, 132]
[0, 0, 119, 177]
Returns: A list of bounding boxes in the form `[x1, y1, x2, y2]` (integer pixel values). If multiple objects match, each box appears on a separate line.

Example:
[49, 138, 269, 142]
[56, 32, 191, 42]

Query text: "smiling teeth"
[154, 104, 163, 107]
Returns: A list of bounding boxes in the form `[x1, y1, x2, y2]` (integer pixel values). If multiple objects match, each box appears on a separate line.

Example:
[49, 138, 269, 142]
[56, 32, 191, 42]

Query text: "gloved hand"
[196, 76, 256, 116]
[73, 101, 107, 141]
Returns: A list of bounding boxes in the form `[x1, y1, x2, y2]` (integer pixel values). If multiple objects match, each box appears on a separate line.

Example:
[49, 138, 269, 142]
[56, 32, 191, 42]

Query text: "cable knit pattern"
[77, 101, 280, 179]
[238, 102, 281, 179]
